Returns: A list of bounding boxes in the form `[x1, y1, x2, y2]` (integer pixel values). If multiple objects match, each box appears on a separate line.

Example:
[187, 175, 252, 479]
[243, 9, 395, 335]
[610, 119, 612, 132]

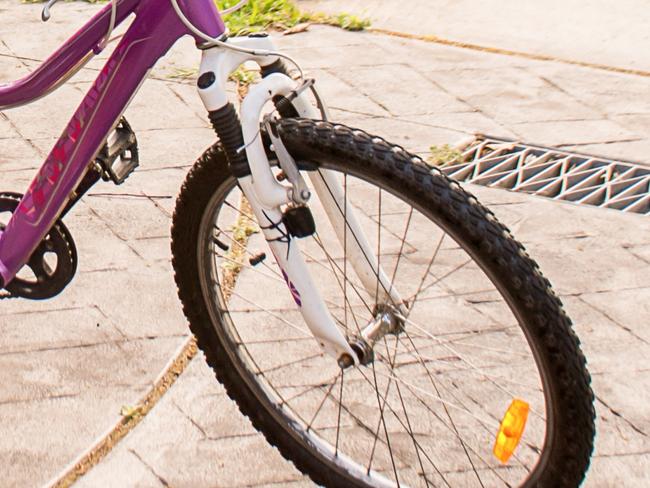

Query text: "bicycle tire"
[171, 118, 595, 488]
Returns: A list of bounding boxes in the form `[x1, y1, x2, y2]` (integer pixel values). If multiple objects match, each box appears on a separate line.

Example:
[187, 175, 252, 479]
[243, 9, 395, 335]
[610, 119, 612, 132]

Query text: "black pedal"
[283, 206, 315, 238]
[97, 117, 139, 185]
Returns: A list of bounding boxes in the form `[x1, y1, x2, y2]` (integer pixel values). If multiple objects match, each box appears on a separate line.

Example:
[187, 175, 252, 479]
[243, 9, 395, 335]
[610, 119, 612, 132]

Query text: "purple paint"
[281, 269, 302, 307]
[0, 0, 227, 286]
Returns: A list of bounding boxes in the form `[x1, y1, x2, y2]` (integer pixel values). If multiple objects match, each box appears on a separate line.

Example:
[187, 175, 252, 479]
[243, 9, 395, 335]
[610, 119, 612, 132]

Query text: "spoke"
[380, 339, 537, 470]
[406, 257, 475, 318]
[410, 287, 502, 304]
[335, 369, 345, 455]
[315, 170, 398, 308]
[312, 234, 375, 315]
[370, 366, 496, 427]
[217, 208, 348, 284]
[367, 367, 395, 475]
[450, 340, 530, 358]
[216, 247, 353, 324]
[257, 352, 323, 375]
[236, 336, 313, 346]
[307, 372, 341, 431]
[374, 187, 382, 306]
[364, 365, 512, 486]
[220, 200, 371, 335]
[227, 289, 312, 339]
[356, 367, 453, 487]
[403, 332, 485, 487]
[318, 374, 401, 461]
[313, 233, 368, 335]
[214, 251, 285, 284]
[396, 314, 545, 420]
[405, 232, 446, 320]
[278, 371, 341, 405]
[394, 380, 434, 488]
[389, 207, 414, 288]
[391, 330, 529, 361]
[367, 337, 399, 475]
[344, 172, 349, 339]
[368, 361, 399, 484]
[389, 352, 543, 394]
[358, 201, 418, 258]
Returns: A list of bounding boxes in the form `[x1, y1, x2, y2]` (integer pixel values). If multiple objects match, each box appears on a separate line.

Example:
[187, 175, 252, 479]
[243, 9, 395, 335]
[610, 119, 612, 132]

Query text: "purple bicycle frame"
[0, 0, 226, 288]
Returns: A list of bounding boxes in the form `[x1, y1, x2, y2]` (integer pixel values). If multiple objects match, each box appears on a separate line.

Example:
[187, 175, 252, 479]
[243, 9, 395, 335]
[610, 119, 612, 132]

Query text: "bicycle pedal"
[97, 117, 139, 185]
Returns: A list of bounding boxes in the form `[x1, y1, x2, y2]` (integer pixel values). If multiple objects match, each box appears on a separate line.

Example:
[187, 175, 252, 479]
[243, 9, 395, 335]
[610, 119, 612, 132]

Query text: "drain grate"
[440, 135, 650, 215]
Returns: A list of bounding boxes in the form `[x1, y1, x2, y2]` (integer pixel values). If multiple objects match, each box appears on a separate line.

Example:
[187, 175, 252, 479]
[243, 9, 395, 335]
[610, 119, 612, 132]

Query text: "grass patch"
[428, 144, 462, 166]
[308, 12, 370, 32]
[217, 0, 309, 34]
[217, 0, 370, 34]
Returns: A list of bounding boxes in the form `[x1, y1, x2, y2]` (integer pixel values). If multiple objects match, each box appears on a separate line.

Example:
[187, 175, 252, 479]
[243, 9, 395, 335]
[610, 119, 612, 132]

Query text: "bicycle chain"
[0, 192, 77, 300]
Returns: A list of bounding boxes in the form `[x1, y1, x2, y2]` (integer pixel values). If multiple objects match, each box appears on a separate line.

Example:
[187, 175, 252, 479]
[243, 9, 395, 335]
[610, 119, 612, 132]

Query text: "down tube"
[0, 6, 189, 287]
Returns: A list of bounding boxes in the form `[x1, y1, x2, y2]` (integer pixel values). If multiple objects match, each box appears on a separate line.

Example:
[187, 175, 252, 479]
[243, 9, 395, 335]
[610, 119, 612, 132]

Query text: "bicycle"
[0, 0, 595, 486]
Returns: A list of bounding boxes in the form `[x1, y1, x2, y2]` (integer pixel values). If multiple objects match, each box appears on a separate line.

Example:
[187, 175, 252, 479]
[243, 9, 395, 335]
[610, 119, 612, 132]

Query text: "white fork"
[197, 36, 406, 363]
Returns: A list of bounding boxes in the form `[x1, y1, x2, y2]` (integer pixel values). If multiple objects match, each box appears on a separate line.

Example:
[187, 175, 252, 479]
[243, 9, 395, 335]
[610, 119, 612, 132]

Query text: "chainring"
[0, 192, 78, 300]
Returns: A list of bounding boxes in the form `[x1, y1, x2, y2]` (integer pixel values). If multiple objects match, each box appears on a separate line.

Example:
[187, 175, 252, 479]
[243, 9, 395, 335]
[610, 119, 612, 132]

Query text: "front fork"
[197, 37, 405, 364]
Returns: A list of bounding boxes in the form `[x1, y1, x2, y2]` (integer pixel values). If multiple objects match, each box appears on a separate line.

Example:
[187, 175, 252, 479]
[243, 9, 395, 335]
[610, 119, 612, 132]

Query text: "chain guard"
[0, 192, 77, 299]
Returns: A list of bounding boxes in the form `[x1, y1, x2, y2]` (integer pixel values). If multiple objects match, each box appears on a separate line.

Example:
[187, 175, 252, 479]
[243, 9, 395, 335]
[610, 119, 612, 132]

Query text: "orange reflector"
[493, 399, 529, 463]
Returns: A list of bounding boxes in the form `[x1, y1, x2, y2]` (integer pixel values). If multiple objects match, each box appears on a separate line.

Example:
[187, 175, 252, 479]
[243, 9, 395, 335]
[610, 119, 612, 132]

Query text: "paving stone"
[0, 336, 181, 487]
[124, 79, 208, 132]
[406, 111, 518, 139]
[134, 127, 217, 170]
[528, 63, 650, 116]
[69, 267, 189, 340]
[336, 113, 464, 153]
[308, 68, 391, 117]
[0, 390, 136, 488]
[279, 29, 409, 70]
[82, 193, 171, 242]
[298, 0, 650, 73]
[580, 288, 650, 344]
[3, 83, 86, 140]
[423, 66, 602, 125]
[160, 356, 258, 439]
[0, 306, 122, 354]
[511, 118, 638, 147]
[76, 449, 165, 488]
[0, 137, 44, 173]
[366, 34, 531, 71]
[586, 453, 650, 488]
[592, 370, 650, 435]
[333, 63, 470, 116]
[140, 435, 308, 488]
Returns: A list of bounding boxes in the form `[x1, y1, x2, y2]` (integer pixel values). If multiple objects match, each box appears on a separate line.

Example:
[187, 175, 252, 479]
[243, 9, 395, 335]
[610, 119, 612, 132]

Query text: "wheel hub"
[339, 305, 405, 368]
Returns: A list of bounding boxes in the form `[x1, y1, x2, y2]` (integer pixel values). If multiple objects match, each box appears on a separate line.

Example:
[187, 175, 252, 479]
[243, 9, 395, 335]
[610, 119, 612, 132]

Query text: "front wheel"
[171, 118, 595, 488]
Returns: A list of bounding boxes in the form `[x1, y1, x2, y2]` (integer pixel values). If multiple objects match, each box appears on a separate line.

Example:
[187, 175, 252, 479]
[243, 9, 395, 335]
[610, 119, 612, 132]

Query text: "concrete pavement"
[298, 0, 650, 73]
[0, 1, 648, 487]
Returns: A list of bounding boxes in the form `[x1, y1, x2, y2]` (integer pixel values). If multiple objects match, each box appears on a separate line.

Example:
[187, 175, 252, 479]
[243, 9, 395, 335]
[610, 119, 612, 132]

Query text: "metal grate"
[440, 135, 650, 215]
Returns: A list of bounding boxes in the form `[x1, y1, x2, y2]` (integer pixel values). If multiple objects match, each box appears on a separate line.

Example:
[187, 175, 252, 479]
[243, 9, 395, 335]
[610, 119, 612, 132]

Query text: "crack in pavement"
[0, 333, 188, 358]
[596, 395, 648, 437]
[129, 448, 172, 488]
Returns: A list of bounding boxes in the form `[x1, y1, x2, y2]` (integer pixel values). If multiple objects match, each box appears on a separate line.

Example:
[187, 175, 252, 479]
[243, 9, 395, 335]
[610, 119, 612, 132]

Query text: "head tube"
[175, 0, 226, 42]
